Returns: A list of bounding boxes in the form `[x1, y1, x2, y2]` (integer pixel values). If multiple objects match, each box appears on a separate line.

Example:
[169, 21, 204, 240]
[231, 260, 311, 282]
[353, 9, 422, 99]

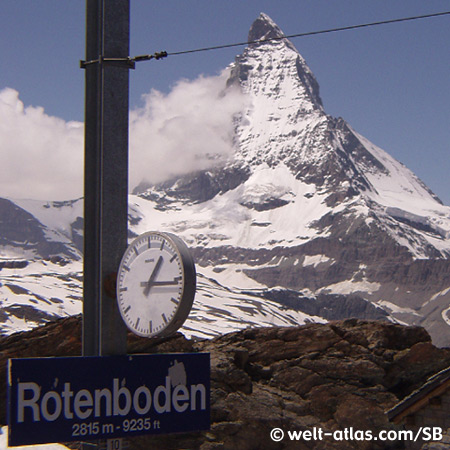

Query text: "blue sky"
[0, 1, 449, 203]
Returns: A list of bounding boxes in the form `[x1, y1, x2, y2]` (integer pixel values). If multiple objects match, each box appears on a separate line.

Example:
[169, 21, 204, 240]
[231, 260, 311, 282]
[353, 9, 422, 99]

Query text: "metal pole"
[83, 0, 129, 357]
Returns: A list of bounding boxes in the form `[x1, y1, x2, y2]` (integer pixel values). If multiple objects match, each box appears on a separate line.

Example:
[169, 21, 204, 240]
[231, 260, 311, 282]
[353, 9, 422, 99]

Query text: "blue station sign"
[8, 353, 210, 446]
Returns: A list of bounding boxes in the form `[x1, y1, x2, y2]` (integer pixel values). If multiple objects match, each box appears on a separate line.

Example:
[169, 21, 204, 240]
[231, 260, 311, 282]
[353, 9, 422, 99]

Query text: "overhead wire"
[151, 11, 450, 59]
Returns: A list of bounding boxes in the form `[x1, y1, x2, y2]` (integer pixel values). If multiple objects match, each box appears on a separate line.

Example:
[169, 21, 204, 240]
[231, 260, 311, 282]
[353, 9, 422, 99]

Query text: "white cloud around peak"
[129, 69, 248, 188]
[0, 70, 248, 201]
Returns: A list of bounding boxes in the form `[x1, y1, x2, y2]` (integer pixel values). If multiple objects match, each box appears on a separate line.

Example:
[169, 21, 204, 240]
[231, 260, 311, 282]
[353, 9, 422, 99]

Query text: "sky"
[0, 1, 449, 204]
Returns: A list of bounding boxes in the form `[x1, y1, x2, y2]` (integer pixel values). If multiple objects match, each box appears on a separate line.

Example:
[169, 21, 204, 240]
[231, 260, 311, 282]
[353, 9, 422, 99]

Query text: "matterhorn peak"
[228, 13, 323, 110]
[248, 12, 286, 43]
[227, 13, 444, 211]
[227, 13, 325, 168]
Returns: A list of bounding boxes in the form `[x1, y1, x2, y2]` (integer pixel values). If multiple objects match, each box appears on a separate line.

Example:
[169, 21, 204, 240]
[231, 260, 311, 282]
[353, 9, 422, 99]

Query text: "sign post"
[83, 0, 130, 357]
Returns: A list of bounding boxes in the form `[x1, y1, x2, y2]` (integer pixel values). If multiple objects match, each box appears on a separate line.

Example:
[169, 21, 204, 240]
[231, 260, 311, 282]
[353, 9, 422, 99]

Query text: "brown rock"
[1, 317, 450, 449]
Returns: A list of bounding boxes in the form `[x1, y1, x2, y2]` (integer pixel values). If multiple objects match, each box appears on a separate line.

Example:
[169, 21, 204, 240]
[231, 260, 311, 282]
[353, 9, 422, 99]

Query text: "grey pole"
[83, 0, 130, 357]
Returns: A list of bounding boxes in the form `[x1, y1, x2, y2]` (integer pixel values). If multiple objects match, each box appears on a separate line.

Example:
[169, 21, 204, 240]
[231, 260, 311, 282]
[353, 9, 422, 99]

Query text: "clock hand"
[140, 279, 180, 287]
[143, 255, 163, 297]
[152, 280, 180, 286]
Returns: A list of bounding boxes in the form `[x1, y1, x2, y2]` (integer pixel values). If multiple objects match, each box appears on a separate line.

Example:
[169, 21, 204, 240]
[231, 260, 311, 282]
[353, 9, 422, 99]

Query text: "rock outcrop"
[1, 316, 449, 449]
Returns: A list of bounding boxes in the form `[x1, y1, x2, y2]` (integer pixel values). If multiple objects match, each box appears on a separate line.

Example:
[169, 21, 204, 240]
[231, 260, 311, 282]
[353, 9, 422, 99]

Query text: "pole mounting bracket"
[80, 56, 136, 69]
[80, 51, 167, 69]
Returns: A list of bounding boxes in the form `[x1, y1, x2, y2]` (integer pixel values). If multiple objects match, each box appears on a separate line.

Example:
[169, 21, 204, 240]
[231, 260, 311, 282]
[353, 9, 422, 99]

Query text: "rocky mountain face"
[0, 317, 450, 449]
[1, 13, 450, 345]
[133, 13, 450, 345]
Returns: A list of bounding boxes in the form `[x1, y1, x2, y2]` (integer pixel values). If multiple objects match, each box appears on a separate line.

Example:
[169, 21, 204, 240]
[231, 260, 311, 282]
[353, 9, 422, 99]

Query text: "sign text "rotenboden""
[8, 353, 210, 446]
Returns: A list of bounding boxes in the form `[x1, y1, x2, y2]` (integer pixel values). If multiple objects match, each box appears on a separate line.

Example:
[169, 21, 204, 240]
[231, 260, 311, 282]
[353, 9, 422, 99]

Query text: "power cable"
[134, 10, 450, 61]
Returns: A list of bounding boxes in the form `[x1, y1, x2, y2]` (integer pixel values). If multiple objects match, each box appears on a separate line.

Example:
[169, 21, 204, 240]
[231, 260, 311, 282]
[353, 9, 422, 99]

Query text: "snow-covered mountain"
[2, 13, 450, 345]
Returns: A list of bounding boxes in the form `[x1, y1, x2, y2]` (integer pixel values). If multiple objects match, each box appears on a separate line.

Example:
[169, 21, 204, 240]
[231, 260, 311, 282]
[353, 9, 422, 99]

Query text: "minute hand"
[143, 255, 163, 297]
[142, 279, 180, 287]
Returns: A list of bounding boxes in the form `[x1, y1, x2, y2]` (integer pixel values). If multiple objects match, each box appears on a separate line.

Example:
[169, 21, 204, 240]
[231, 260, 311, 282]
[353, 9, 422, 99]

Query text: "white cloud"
[129, 69, 248, 188]
[0, 69, 248, 201]
[0, 88, 84, 201]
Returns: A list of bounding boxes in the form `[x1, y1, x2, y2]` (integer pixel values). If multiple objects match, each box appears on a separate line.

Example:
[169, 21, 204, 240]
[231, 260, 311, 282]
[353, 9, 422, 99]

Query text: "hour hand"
[143, 255, 163, 296]
[140, 278, 180, 287]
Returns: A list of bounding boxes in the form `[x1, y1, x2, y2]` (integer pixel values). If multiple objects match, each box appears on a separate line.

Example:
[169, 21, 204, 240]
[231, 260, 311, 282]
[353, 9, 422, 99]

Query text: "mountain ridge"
[129, 12, 450, 345]
[1, 13, 450, 345]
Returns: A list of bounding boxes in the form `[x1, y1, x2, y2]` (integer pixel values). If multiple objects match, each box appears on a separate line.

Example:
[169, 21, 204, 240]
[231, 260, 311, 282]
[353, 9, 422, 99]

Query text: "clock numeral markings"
[162, 313, 168, 324]
[171, 297, 179, 305]
[124, 305, 131, 314]
[160, 240, 165, 251]
[169, 254, 177, 263]
[149, 321, 153, 333]
[135, 317, 140, 329]
[119, 287, 128, 293]
[123, 265, 130, 272]
[133, 247, 139, 256]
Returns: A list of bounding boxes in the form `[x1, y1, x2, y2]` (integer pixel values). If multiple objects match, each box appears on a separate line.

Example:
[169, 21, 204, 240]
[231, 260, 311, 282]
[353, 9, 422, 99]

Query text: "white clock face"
[116, 232, 196, 338]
